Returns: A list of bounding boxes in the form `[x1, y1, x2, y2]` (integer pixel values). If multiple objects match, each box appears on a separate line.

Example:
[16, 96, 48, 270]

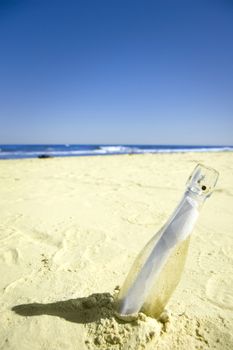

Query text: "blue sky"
[0, 0, 232, 145]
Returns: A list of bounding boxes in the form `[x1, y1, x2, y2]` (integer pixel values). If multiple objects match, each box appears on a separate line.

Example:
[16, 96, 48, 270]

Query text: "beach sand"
[0, 152, 233, 349]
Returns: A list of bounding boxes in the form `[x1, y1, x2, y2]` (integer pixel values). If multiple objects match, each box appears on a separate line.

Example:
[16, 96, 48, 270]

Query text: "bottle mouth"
[186, 164, 219, 197]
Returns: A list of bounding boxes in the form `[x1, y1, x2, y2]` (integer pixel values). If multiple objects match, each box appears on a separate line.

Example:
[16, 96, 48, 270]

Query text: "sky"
[0, 0, 232, 145]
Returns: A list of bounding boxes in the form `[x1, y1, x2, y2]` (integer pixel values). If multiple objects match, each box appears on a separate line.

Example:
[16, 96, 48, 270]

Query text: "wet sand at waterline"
[0, 152, 232, 349]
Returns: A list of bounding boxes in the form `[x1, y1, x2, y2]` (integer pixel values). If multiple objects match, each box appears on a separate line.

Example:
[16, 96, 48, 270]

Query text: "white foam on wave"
[99, 146, 135, 153]
[138, 147, 233, 154]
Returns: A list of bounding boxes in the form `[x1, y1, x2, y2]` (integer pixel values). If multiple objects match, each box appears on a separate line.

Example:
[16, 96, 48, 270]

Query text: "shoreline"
[0, 144, 233, 160]
[0, 149, 233, 162]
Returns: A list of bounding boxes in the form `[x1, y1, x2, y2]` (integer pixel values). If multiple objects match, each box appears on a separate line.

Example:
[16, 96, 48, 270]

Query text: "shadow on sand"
[12, 292, 116, 324]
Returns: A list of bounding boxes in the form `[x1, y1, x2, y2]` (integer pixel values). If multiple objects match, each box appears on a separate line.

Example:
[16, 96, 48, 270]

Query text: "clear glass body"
[116, 164, 219, 318]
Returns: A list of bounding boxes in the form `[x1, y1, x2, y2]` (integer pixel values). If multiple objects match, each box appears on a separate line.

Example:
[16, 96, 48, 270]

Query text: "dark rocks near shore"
[38, 154, 52, 159]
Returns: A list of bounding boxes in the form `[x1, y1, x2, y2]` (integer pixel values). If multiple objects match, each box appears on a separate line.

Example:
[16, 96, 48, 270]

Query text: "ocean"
[0, 144, 232, 160]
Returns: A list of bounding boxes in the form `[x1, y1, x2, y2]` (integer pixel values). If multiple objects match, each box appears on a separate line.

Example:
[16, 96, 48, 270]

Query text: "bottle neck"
[183, 188, 206, 209]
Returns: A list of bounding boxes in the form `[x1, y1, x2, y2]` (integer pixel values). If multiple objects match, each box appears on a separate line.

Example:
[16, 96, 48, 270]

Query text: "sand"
[0, 152, 232, 349]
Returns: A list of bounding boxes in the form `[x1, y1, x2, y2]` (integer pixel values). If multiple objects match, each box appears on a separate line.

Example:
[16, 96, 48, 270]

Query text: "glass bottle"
[116, 164, 219, 319]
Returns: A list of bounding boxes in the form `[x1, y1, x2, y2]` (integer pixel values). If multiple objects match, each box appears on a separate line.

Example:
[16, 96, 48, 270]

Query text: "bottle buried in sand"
[116, 164, 219, 320]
